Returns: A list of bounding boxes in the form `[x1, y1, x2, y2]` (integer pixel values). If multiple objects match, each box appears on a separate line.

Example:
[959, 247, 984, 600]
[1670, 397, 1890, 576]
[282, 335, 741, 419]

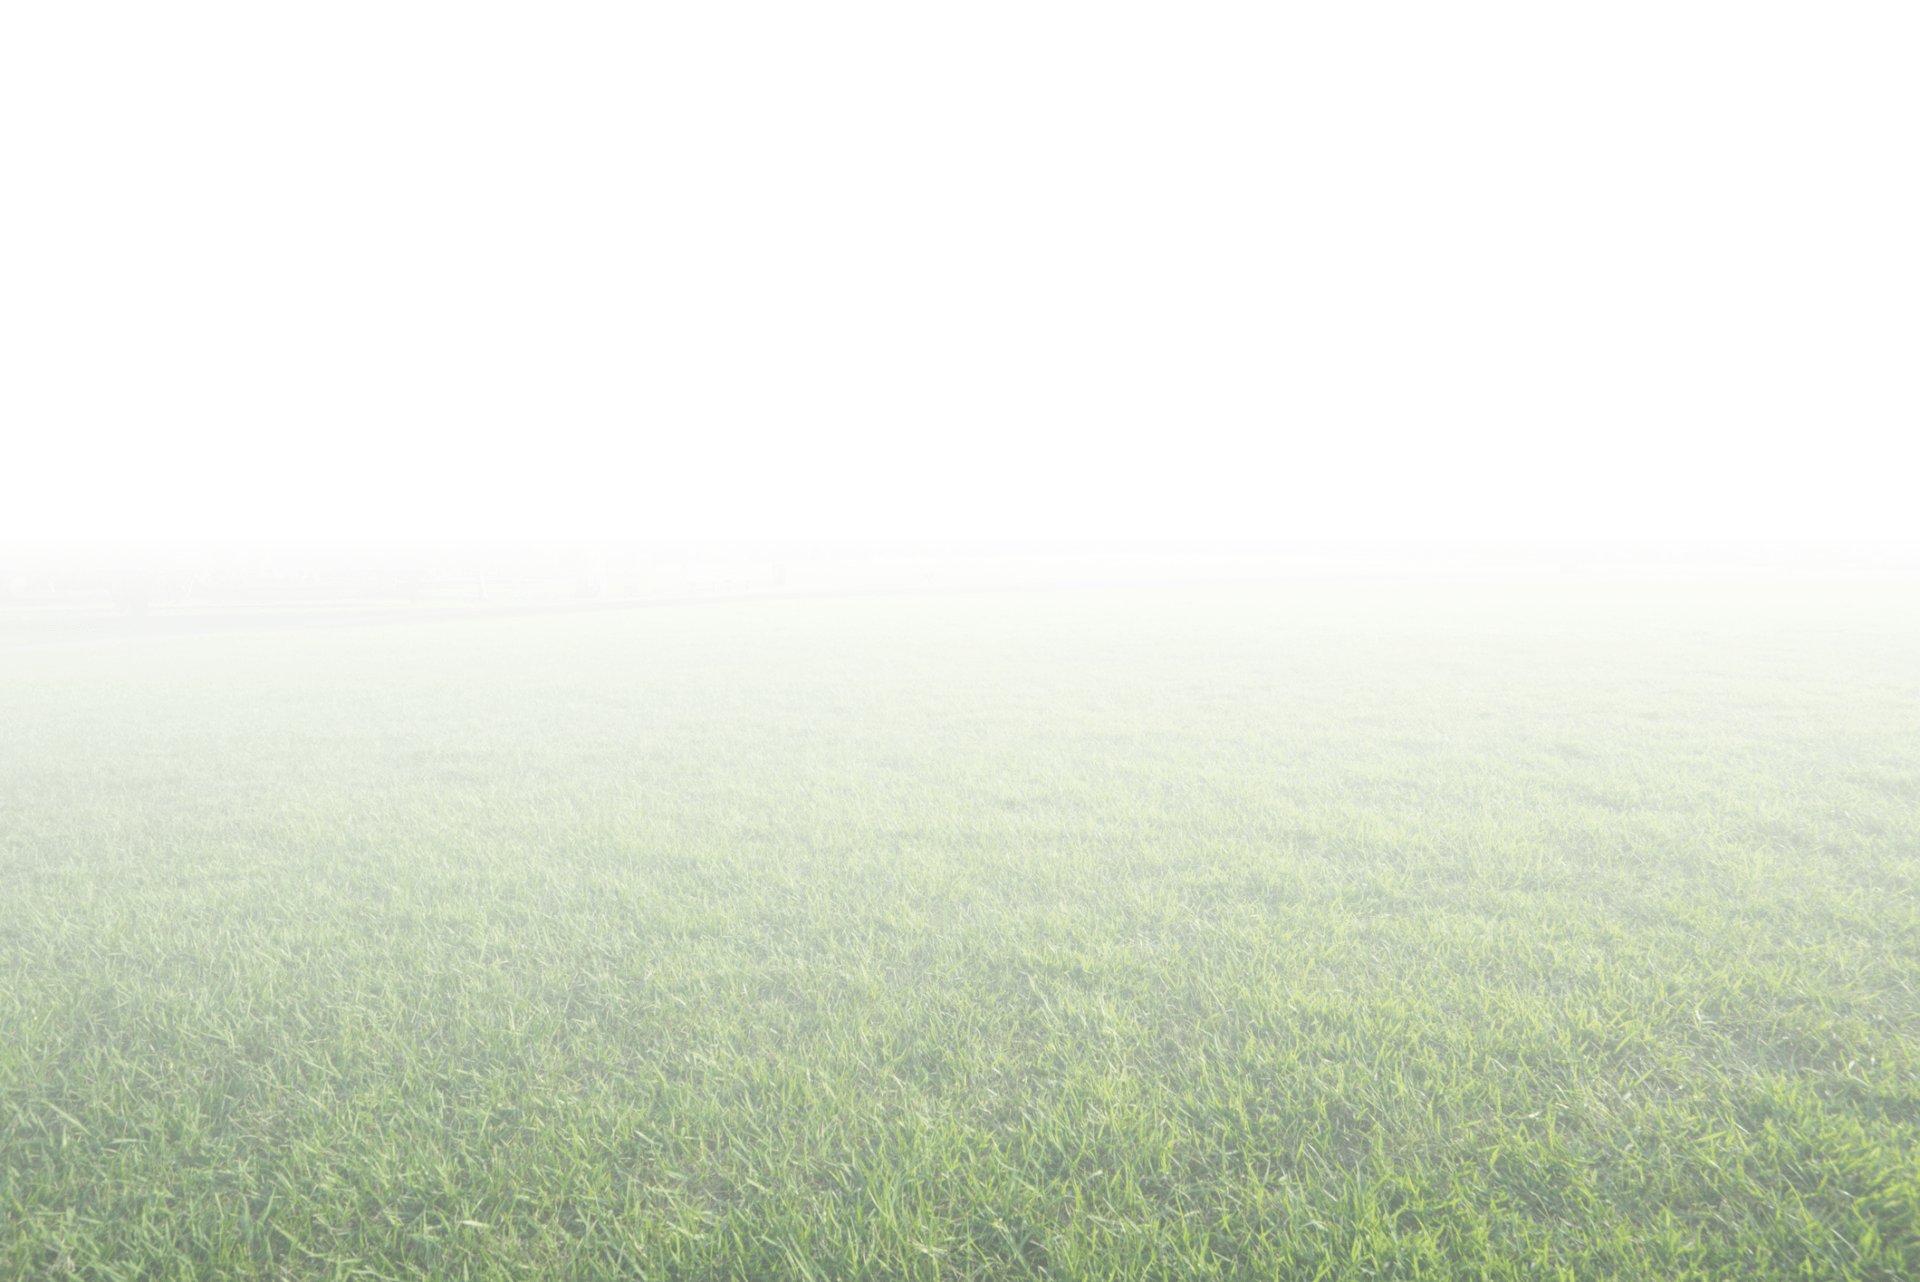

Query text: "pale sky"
[4, 4, 1915, 551]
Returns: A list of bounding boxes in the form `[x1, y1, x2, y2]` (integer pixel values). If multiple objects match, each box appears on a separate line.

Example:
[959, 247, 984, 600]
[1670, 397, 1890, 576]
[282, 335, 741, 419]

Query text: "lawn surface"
[3, 576, 1917, 1279]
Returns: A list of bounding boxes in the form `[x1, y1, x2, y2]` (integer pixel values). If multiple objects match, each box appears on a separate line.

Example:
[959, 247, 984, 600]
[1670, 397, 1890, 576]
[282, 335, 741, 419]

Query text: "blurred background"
[3, 2, 1915, 609]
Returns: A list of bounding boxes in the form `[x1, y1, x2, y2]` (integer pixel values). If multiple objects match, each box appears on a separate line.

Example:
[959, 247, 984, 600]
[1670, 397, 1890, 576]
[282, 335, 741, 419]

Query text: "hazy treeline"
[6, 539, 1910, 621]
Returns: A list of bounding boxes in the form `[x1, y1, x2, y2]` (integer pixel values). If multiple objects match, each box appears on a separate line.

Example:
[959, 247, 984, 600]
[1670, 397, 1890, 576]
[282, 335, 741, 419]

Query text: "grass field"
[3, 574, 1917, 1280]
